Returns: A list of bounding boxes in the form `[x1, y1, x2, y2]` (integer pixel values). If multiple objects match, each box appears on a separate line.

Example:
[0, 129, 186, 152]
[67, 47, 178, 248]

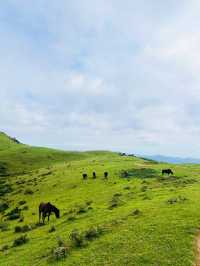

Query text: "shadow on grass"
[120, 168, 158, 179]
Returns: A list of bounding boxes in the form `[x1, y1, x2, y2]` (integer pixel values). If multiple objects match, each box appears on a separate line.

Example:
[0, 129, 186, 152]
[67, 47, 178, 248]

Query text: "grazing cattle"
[39, 202, 60, 224]
[92, 172, 96, 179]
[162, 169, 173, 175]
[104, 172, 108, 179]
[82, 173, 88, 180]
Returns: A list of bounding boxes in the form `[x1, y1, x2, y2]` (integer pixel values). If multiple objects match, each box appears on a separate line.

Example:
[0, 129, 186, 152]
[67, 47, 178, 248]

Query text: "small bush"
[131, 209, 142, 216]
[124, 186, 131, 190]
[84, 227, 103, 240]
[86, 200, 93, 206]
[0, 244, 9, 251]
[14, 225, 31, 233]
[13, 235, 29, 247]
[141, 185, 148, 192]
[18, 200, 26, 206]
[76, 205, 87, 214]
[49, 225, 56, 233]
[57, 236, 66, 247]
[22, 205, 29, 211]
[19, 216, 24, 222]
[70, 229, 85, 247]
[24, 189, 34, 195]
[67, 215, 76, 222]
[167, 196, 187, 204]
[108, 195, 122, 210]
[0, 202, 9, 212]
[0, 222, 9, 232]
[6, 207, 21, 220]
[14, 226, 22, 233]
[53, 246, 68, 260]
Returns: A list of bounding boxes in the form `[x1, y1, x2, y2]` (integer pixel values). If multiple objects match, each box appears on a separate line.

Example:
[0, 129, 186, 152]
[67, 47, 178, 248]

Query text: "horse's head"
[54, 207, 60, 218]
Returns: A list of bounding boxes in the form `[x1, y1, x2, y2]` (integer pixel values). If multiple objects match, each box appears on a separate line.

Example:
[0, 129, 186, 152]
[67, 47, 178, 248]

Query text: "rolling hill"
[0, 132, 200, 265]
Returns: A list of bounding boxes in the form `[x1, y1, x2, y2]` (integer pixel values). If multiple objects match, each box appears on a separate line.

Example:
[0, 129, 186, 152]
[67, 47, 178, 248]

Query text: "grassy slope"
[0, 132, 95, 175]
[0, 133, 200, 265]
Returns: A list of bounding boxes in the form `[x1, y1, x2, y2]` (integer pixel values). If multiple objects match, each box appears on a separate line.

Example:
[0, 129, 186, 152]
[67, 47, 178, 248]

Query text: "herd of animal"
[82, 171, 108, 180]
[38, 168, 174, 223]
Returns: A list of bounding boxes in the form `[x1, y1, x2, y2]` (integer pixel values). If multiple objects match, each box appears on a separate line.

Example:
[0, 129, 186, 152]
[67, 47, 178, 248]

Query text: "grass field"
[0, 132, 200, 265]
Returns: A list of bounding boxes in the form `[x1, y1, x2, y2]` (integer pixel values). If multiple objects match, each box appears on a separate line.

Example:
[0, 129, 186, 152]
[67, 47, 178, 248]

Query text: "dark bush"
[14, 226, 22, 233]
[0, 244, 9, 251]
[84, 227, 103, 240]
[13, 235, 29, 247]
[0, 202, 9, 212]
[53, 246, 68, 260]
[49, 225, 56, 233]
[167, 196, 187, 204]
[69, 229, 84, 247]
[6, 207, 21, 220]
[131, 209, 142, 216]
[22, 205, 29, 211]
[67, 215, 76, 222]
[14, 225, 31, 233]
[18, 200, 26, 206]
[141, 185, 148, 192]
[0, 222, 9, 232]
[24, 189, 34, 195]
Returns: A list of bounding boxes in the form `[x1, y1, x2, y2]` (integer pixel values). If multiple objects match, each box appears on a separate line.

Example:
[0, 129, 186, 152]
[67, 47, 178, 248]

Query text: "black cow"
[104, 172, 108, 179]
[92, 172, 96, 179]
[162, 169, 173, 175]
[82, 173, 88, 180]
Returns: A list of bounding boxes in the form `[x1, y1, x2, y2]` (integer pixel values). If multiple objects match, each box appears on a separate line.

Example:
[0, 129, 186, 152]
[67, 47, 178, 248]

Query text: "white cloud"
[1, 1, 200, 157]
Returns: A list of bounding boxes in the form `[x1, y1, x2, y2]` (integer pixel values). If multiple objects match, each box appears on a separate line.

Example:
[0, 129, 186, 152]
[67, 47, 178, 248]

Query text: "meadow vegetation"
[0, 132, 200, 265]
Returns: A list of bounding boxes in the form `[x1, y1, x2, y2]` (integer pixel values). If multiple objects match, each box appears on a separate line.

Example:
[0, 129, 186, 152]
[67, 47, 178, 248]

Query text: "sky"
[1, 0, 200, 157]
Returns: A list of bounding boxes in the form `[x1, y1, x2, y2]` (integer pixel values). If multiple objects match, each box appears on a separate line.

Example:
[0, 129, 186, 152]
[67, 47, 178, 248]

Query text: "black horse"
[104, 172, 108, 179]
[39, 202, 60, 223]
[92, 172, 96, 179]
[162, 169, 173, 175]
[82, 173, 87, 180]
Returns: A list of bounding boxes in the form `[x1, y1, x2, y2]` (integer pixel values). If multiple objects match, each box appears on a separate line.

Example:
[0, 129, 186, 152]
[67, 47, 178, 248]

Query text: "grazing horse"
[104, 172, 108, 179]
[92, 172, 96, 179]
[162, 169, 173, 175]
[39, 202, 60, 224]
[82, 173, 87, 180]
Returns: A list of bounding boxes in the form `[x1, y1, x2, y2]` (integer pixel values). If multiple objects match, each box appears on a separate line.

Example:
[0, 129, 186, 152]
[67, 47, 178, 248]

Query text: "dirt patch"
[195, 232, 200, 266]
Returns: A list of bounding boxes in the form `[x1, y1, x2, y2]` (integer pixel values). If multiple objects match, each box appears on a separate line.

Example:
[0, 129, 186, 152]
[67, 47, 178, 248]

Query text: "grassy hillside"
[0, 132, 97, 175]
[0, 133, 200, 265]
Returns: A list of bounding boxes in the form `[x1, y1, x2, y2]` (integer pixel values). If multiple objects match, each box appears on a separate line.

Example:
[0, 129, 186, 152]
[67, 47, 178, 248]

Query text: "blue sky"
[1, 0, 200, 157]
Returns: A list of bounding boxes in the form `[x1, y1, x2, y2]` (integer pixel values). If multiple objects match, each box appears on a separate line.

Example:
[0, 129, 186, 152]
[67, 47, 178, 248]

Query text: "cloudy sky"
[1, 1, 200, 157]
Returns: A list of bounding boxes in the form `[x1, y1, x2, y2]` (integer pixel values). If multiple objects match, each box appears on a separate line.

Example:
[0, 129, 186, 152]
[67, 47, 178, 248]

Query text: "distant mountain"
[141, 155, 200, 164]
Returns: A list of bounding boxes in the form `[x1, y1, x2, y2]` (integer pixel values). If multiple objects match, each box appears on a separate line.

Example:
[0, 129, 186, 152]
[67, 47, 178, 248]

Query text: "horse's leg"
[39, 210, 41, 223]
[42, 213, 46, 224]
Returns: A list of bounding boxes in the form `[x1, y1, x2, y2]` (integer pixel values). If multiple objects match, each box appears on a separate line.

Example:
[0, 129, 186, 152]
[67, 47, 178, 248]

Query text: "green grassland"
[1, 132, 200, 265]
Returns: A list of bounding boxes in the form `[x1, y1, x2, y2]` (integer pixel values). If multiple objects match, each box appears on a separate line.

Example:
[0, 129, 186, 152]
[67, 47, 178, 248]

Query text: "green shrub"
[53, 246, 69, 260]
[24, 188, 34, 195]
[18, 200, 26, 206]
[13, 235, 29, 247]
[22, 205, 29, 210]
[69, 229, 84, 247]
[0, 222, 9, 232]
[76, 205, 88, 214]
[14, 225, 31, 233]
[0, 202, 9, 212]
[84, 227, 103, 240]
[131, 209, 142, 216]
[6, 207, 21, 220]
[49, 225, 56, 233]
[67, 215, 76, 221]
[0, 244, 9, 251]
